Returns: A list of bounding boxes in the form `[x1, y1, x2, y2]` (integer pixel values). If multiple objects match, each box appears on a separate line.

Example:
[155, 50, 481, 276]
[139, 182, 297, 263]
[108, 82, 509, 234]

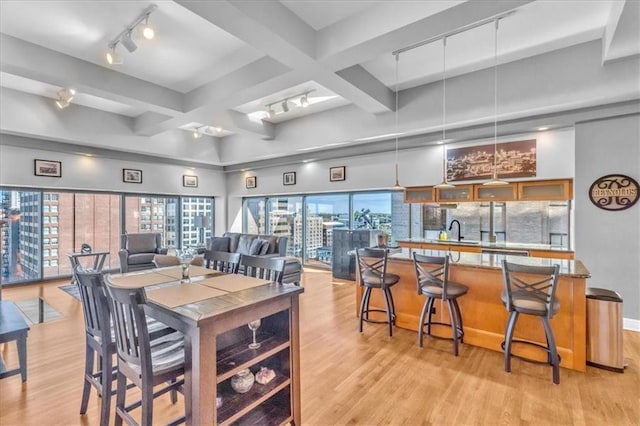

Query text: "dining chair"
[205, 250, 241, 274]
[355, 248, 400, 336]
[239, 255, 285, 284]
[104, 277, 186, 426]
[501, 260, 561, 384]
[413, 253, 468, 356]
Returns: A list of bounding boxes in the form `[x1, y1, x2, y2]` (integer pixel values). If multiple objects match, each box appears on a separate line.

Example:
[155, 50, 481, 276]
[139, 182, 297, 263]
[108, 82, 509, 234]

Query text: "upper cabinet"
[404, 179, 573, 203]
[404, 186, 435, 203]
[435, 185, 473, 202]
[474, 183, 518, 202]
[518, 179, 573, 201]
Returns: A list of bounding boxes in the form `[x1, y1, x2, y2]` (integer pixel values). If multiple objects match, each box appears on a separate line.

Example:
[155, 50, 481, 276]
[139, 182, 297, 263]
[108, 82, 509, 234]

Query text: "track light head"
[141, 17, 155, 40]
[300, 94, 309, 108]
[121, 31, 137, 52]
[282, 100, 289, 113]
[265, 106, 274, 119]
[192, 128, 202, 139]
[106, 46, 123, 65]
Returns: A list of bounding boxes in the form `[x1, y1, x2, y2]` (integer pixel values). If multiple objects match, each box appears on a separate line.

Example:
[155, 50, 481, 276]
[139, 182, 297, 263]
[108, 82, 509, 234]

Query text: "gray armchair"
[118, 233, 168, 273]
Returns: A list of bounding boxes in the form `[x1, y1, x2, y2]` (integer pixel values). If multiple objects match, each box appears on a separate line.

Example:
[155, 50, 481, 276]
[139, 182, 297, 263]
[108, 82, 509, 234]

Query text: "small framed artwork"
[123, 168, 143, 184]
[246, 176, 257, 189]
[330, 166, 345, 182]
[34, 159, 62, 177]
[283, 171, 296, 186]
[183, 175, 198, 188]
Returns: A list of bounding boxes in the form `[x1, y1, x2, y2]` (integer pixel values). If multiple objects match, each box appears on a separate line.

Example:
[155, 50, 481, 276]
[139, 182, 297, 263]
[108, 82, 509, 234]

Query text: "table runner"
[197, 274, 272, 292]
[146, 283, 228, 308]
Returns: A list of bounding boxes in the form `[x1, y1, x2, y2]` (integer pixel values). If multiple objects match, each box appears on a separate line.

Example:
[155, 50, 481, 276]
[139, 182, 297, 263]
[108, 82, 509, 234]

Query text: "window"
[304, 194, 349, 267]
[267, 197, 303, 258]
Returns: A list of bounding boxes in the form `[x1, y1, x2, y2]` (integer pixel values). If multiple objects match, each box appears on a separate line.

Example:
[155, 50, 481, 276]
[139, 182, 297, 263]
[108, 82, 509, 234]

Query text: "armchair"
[118, 233, 168, 273]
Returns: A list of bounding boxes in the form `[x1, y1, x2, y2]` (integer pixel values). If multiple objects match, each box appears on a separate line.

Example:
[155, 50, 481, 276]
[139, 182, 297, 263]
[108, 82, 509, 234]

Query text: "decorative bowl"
[230, 368, 254, 394]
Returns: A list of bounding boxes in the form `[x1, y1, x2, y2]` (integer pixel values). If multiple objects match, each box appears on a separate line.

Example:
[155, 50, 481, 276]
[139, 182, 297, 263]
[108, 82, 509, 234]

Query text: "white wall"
[575, 114, 640, 321]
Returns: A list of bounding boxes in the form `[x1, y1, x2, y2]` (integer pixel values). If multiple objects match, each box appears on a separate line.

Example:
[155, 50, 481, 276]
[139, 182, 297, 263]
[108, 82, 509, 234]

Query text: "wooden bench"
[0, 300, 30, 382]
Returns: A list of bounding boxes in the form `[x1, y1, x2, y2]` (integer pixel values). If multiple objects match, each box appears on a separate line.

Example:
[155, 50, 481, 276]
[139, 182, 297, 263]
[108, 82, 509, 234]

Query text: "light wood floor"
[1, 269, 638, 425]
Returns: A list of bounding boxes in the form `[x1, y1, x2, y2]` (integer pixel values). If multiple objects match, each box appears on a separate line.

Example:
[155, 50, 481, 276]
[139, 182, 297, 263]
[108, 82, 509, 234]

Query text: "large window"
[0, 188, 215, 286]
[243, 191, 402, 268]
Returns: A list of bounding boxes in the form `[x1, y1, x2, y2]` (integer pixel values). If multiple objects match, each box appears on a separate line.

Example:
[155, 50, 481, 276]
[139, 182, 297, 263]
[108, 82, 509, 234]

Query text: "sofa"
[118, 233, 168, 273]
[205, 233, 302, 285]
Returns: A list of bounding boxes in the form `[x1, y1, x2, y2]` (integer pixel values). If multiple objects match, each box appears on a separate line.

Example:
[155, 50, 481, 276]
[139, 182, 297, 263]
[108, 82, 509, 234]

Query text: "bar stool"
[501, 260, 561, 384]
[355, 248, 399, 336]
[413, 253, 468, 356]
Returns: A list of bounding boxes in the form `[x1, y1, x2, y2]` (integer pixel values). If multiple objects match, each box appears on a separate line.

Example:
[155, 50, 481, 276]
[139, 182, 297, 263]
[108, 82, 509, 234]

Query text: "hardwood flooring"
[1, 269, 638, 425]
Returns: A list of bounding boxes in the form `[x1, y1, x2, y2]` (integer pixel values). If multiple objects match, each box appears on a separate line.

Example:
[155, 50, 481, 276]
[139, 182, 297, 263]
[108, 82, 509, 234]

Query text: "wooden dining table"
[107, 266, 304, 425]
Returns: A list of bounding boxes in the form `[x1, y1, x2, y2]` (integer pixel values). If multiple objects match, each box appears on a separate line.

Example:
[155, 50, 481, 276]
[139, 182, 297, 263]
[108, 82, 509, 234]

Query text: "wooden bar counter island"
[355, 249, 591, 371]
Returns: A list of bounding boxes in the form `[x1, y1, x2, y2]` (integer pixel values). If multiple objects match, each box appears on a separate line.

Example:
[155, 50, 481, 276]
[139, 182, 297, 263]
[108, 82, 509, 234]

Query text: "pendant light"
[483, 19, 508, 186]
[435, 37, 454, 189]
[393, 53, 404, 190]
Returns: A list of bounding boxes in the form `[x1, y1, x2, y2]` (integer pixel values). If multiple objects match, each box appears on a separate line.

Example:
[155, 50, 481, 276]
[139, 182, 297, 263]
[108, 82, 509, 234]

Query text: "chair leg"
[141, 379, 154, 426]
[382, 287, 393, 337]
[80, 344, 94, 415]
[170, 379, 178, 404]
[114, 371, 127, 426]
[417, 298, 429, 348]
[425, 297, 435, 336]
[447, 299, 459, 356]
[363, 287, 372, 321]
[387, 288, 396, 324]
[99, 351, 112, 426]
[358, 287, 371, 333]
[453, 299, 464, 343]
[504, 311, 519, 373]
[541, 316, 560, 384]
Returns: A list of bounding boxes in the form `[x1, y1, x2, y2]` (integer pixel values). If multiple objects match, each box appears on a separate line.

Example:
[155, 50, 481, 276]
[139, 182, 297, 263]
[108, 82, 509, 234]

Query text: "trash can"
[586, 287, 624, 372]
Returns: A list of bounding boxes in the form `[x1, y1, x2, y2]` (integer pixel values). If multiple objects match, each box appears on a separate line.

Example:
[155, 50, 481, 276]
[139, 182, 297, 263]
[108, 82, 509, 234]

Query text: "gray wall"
[575, 114, 640, 321]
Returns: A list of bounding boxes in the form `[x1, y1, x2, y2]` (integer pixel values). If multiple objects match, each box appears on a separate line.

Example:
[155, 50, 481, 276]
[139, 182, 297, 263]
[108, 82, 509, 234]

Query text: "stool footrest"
[362, 308, 395, 324]
[421, 321, 464, 341]
[501, 339, 562, 366]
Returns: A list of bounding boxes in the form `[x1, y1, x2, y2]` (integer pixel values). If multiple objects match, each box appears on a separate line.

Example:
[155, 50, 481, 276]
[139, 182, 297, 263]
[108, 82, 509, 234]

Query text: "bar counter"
[355, 249, 590, 371]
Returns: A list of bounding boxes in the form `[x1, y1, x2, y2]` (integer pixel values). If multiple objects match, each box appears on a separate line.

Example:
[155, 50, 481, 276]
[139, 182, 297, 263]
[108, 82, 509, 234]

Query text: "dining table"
[107, 266, 304, 425]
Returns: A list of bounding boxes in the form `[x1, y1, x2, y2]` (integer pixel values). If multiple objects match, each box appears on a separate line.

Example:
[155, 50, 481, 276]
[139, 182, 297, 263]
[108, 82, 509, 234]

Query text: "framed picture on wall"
[34, 159, 62, 177]
[183, 175, 198, 188]
[123, 168, 143, 184]
[283, 171, 296, 186]
[246, 176, 257, 189]
[329, 166, 345, 182]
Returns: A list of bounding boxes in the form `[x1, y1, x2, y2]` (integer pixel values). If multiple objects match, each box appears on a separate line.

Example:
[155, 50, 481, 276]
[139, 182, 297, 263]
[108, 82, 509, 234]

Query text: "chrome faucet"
[448, 219, 463, 242]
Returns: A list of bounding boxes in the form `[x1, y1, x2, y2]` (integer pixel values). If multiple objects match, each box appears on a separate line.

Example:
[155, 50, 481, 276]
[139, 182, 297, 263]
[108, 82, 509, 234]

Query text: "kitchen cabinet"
[474, 183, 518, 201]
[435, 185, 473, 202]
[403, 186, 435, 203]
[518, 179, 573, 201]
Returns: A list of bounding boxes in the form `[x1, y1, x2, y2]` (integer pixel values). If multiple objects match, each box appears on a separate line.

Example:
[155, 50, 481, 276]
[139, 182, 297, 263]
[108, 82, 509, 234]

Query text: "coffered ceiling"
[0, 0, 638, 167]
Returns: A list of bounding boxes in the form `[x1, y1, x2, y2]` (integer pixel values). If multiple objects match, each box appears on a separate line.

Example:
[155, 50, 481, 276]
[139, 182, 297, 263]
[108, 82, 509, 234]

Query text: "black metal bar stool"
[413, 253, 468, 356]
[356, 248, 400, 336]
[501, 260, 561, 384]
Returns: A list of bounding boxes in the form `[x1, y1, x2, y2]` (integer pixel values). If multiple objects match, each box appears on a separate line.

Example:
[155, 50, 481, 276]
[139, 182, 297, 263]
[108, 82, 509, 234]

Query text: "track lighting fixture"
[263, 90, 314, 119]
[55, 88, 76, 109]
[106, 4, 157, 65]
[192, 127, 204, 139]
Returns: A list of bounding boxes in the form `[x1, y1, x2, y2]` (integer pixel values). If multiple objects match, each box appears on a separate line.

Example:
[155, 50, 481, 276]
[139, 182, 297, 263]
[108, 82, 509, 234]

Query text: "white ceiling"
[0, 0, 638, 166]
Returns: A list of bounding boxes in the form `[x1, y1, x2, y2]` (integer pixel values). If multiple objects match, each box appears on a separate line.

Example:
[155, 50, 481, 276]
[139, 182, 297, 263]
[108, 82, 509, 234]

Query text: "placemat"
[154, 265, 219, 280]
[107, 272, 177, 288]
[198, 274, 272, 293]
[146, 283, 228, 308]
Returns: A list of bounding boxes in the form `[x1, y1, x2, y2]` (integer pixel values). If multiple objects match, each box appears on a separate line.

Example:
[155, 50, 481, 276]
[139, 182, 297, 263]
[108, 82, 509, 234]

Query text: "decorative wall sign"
[34, 159, 62, 177]
[589, 174, 639, 211]
[246, 176, 257, 189]
[123, 168, 143, 184]
[283, 172, 296, 186]
[447, 139, 536, 182]
[330, 166, 345, 182]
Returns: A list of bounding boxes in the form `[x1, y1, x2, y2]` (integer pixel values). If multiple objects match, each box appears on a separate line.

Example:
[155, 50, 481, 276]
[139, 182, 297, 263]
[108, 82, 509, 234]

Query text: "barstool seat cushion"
[501, 290, 560, 315]
[421, 281, 468, 297]
[362, 271, 400, 287]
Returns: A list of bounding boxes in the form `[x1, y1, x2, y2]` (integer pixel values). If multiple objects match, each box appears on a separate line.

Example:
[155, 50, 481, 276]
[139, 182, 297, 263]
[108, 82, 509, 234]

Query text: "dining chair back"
[205, 250, 241, 274]
[104, 278, 186, 426]
[240, 255, 285, 284]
